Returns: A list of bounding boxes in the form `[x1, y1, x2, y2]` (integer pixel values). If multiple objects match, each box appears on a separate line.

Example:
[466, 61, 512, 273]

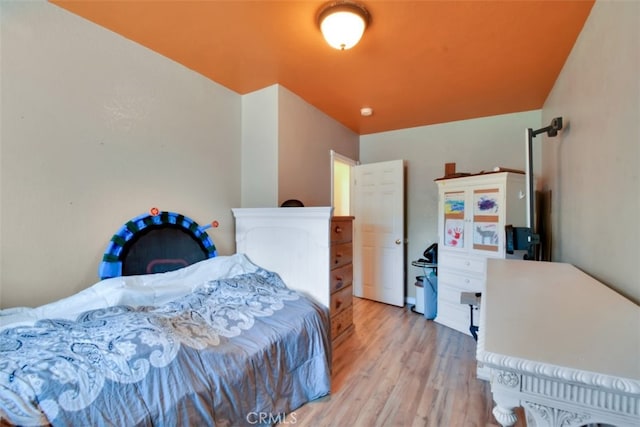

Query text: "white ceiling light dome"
[318, 1, 370, 50]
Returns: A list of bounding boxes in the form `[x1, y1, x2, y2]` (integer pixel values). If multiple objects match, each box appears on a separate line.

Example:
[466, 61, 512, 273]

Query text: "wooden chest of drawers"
[330, 216, 354, 345]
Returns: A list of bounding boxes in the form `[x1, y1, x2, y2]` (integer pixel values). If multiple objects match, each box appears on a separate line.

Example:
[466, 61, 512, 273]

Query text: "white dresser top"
[480, 259, 640, 382]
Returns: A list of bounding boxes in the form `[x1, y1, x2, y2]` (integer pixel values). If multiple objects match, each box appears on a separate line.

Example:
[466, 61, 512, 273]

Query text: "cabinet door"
[438, 176, 512, 257]
[470, 185, 504, 256]
[441, 190, 467, 251]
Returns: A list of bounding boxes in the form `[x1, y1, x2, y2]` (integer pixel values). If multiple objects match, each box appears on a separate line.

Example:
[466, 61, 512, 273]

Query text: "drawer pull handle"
[334, 226, 342, 233]
[335, 300, 342, 309]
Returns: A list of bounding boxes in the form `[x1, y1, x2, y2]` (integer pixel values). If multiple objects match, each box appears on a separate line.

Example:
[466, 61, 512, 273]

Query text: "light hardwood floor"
[283, 297, 527, 427]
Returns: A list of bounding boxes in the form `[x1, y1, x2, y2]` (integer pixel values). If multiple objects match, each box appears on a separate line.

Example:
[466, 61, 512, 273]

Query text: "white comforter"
[0, 253, 260, 329]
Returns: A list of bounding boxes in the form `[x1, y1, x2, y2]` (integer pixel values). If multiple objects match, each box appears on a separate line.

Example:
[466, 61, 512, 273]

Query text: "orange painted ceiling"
[51, 0, 594, 135]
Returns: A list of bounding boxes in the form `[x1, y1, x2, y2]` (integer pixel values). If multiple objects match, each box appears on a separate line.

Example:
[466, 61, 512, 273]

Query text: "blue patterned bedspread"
[0, 268, 331, 426]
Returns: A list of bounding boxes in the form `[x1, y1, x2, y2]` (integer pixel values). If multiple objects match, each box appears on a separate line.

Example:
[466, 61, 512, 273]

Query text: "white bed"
[0, 209, 333, 426]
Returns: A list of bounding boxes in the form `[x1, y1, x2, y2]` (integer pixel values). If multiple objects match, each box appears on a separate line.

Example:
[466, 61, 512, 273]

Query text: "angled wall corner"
[241, 85, 280, 208]
[241, 84, 359, 209]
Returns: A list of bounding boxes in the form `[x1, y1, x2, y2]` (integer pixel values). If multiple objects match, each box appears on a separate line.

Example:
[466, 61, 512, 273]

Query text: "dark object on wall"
[423, 243, 438, 264]
[445, 162, 456, 176]
[99, 211, 216, 279]
[121, 226, 207, 275]
[442, 162, 471, 179]
[524, 116, 563, 260]
[505, 225, 530, 254]
[537, 190, 552, 261]
[281, 199, 304, 207]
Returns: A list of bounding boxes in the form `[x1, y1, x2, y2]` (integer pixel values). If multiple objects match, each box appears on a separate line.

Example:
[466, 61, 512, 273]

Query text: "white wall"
[542, 0, 639, 303]
[360, 110, 542, 299]
[278, 86, 359, 207]
[0, 1, 241, 307]
[241, 85, 279, 208]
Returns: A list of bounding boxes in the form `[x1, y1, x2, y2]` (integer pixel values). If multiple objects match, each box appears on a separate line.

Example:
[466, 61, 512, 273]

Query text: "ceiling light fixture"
[318, 1, 370, 50]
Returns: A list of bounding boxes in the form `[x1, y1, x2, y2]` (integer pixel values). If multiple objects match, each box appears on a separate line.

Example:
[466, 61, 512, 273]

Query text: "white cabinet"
[435, 172, 527, 336]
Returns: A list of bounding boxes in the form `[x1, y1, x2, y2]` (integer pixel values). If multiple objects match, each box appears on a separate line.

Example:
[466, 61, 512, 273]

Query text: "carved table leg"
[491, 370, 522, 426]
[492, 391, 521, 426]
[492, 404, 519, 426]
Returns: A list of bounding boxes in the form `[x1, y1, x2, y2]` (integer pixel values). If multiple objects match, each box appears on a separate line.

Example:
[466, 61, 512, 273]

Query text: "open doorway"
[330, 150, 357, 216]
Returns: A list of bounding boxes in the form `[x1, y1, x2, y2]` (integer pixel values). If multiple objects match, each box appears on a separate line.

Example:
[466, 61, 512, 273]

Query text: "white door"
[353, 160, 405, 306]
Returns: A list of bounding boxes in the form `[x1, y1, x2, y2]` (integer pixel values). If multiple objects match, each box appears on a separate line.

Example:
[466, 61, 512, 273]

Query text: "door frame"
[330, 150, 358, 216]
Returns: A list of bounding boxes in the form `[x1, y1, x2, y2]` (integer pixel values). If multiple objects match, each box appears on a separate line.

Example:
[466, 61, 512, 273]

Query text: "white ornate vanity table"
[478, 259, 640, 427]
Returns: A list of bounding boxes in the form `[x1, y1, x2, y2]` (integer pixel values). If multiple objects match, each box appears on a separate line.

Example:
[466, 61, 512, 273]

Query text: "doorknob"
[395, 239, 402, 245]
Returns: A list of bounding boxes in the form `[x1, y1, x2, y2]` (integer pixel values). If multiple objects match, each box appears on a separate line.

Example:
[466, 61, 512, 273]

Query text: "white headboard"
[232, 207, 333, 307]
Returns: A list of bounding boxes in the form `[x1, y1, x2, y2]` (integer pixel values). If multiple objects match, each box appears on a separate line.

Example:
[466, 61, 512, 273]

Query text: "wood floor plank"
[281, 297, 527, 426]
